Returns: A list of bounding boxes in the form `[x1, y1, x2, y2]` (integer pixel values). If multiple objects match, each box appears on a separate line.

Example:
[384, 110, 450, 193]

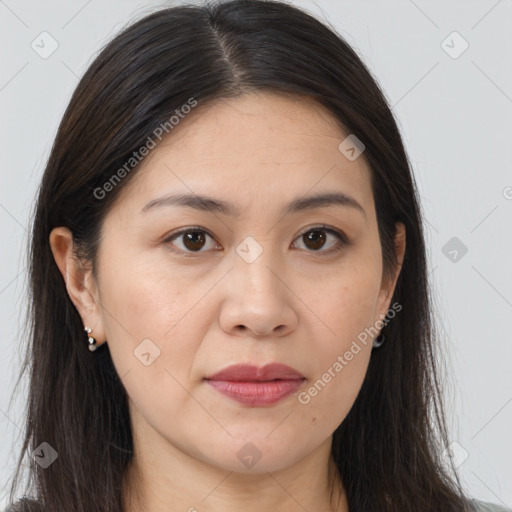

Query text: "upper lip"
[205, 363, 304, 382]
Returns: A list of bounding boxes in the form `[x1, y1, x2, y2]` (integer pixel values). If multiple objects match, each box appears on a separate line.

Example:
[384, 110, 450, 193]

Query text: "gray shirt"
[472, 499, 512, 512]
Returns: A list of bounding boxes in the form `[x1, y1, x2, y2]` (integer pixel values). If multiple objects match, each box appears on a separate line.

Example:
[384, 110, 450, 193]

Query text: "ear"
[49, 227, 106, 346]
[375, 221, 406, 323]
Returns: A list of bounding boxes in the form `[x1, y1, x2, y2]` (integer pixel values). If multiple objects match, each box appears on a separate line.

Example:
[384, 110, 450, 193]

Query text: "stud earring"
[84, 326, 98, 352]
[372, 332, 385, 348]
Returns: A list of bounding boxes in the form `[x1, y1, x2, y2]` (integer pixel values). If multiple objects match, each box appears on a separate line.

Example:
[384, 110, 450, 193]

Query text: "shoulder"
[471, 499, 512, 512]
[4, 498, 44, 512]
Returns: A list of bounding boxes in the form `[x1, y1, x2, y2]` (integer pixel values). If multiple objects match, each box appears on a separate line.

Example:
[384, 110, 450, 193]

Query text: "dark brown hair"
[6, 0, 475, 510]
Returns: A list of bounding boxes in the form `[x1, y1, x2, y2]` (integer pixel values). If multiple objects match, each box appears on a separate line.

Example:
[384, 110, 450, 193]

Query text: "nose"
[218, 248, 298, 339]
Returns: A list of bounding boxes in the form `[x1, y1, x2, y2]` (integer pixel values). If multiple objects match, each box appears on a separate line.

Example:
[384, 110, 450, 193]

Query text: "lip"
[204, 363, 306, 406]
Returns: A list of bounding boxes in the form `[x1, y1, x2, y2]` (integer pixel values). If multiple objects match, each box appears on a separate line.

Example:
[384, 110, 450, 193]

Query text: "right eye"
[163, 227, 220, 255]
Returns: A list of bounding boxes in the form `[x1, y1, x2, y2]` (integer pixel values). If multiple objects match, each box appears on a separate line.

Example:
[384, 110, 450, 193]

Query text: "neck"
[122, 429, 348, 512]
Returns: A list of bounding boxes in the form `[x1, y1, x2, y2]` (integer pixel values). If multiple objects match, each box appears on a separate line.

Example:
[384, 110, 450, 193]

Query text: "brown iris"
[302, 230, 327, 250]
[182, 231, 207, 251]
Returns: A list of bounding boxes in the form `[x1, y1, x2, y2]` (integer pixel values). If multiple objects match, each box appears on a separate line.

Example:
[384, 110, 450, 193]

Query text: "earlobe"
[49, 227, 106, 345]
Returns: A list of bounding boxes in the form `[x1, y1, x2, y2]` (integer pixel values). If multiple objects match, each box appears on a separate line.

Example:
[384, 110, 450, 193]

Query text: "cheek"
[307, 249, 383, 348]
[99, 245, 198, 339]
[295, 251, 381, 423]
[100, 262, 204, 432]
[97, 249, 208, 388]
[295, 307, 373, 436]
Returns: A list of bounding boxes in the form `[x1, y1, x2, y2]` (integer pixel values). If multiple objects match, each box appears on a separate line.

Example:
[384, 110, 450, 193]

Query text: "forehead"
[117, 91, 374, 216]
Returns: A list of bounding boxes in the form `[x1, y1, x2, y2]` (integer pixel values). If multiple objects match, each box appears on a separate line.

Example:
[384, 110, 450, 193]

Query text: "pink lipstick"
[205, 363, 305, 406]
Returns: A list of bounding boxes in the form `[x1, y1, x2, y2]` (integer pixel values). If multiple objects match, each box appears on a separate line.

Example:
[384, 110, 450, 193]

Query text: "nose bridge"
[227, 235, 294, 328]
[233, 233, 281, 294]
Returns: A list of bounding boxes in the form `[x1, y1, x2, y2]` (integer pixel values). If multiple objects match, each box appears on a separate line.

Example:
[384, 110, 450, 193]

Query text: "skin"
[50, 91, 406, 512]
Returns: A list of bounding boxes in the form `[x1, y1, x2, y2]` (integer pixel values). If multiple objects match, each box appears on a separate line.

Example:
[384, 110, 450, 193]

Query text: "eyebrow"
[141, 191, 366, 218]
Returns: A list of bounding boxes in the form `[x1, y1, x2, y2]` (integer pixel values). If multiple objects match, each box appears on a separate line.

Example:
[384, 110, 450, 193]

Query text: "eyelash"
[162, 225, 350, 257]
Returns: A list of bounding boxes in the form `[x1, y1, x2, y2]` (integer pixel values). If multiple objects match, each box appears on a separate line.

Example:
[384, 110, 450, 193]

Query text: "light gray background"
[1, 0, 511, 507]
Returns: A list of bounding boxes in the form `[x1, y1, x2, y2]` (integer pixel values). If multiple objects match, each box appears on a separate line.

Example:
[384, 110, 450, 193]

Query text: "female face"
[54, 91, 405, 476]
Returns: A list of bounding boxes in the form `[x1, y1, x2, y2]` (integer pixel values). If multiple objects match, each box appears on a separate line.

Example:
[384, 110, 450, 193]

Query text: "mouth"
[204, 363, 306, 407]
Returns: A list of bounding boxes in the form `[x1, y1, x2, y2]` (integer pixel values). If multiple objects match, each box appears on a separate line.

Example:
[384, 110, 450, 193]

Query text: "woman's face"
[77, 91, 404, 474]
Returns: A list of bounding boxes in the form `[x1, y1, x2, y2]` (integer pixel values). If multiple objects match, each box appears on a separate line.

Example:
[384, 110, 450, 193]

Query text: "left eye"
[163, 226, 348, 255]
[292, 226, 348, 253]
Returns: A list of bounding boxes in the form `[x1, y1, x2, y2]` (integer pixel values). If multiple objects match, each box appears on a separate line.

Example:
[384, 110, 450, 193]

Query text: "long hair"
[6, 0, 475, 510]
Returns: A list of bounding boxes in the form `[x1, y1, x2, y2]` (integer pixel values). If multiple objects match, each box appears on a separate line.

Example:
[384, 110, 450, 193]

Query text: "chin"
[195, 438, 305, 474]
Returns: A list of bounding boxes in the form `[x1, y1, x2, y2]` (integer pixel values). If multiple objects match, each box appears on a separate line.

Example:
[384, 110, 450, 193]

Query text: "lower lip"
[205, 379, 305, 406]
